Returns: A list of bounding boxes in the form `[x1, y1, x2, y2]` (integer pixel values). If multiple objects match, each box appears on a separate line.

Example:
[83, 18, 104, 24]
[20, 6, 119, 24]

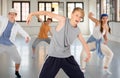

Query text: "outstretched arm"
[26, 11, 66, 31]
[78, 33, 91, 62]
[35, 15, 42, 22]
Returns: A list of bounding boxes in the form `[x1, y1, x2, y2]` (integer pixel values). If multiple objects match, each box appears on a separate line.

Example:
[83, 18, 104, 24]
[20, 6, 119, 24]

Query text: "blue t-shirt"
[0, 21, 14, 45]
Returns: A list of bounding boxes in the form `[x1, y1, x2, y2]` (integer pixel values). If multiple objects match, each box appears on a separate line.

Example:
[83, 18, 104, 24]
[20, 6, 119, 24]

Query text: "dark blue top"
[0, 21, 14, 46]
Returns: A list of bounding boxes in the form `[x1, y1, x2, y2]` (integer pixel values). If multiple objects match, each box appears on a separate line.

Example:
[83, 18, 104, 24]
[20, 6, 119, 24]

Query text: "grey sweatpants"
[0, 44, 21, 64]
[32, 37, 51, 49]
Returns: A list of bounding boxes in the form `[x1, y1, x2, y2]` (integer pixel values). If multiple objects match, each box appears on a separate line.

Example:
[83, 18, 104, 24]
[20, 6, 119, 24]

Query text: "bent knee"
[14, 56, 21, 64]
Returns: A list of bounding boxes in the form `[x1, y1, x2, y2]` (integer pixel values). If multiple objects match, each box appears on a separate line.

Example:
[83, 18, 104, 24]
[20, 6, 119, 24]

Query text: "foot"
[15, 71, 21, 78]
[32, 54, 35, 59]
[81, 68, 86, 73]
[104, 69, 112, 75]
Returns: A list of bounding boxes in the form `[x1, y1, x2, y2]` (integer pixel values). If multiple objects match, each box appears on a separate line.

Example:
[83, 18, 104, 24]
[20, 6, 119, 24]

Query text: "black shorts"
[39, 56, 84, 78]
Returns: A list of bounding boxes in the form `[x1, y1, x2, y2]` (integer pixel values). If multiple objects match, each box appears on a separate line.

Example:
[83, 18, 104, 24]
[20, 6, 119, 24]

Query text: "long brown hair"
[100, 16, 111, 34]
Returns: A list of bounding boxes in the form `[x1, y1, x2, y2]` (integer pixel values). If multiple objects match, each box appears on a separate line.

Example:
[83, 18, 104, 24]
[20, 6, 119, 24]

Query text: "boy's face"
[8, 12, 17, 21]
[71, 11, 83, 24]
[46, 19, 52, 24]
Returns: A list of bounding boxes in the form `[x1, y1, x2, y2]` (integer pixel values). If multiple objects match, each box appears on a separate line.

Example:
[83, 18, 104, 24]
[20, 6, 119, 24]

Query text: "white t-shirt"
[93, 26, 106, 39]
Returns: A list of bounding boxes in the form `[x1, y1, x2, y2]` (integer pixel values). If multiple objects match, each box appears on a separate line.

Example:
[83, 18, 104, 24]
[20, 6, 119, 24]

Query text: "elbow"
[59, 16, 66, 22]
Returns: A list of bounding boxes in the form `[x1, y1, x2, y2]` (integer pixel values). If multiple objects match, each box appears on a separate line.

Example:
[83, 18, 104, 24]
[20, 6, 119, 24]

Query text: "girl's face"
[101, 16, 108, 23]
[71, 11, 83, 24]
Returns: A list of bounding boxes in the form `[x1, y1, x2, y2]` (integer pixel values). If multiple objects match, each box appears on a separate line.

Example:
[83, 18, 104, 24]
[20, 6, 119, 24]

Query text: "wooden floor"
[0, 36, 120, 78]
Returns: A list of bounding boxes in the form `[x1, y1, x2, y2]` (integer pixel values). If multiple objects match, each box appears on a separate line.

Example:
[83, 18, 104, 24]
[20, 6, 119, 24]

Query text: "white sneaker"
[104, 69, 112, 75]
[81, 69, 86, 73]
[32, 54, 35, 59]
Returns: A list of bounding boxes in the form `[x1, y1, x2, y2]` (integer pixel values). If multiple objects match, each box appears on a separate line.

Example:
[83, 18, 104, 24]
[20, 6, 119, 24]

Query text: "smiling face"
[70, 7, 84, 26]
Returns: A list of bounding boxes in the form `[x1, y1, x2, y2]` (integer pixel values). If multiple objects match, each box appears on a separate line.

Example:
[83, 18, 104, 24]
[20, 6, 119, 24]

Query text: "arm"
[88, 12, 99, 26]
[103, 32, 108, 44]
[78, 33, 91, 62]
[26, 11, 66, 32]
[35, 15, 42, 22]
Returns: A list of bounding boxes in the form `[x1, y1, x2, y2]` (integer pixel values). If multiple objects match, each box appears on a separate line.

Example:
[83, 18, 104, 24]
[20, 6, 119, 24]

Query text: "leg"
[6, 46, 21, 78]
[43, 38, 51, 58]
[45, 38, 51, 44]
[101, 44, 113, 74]
[32, 38, 41, 56]
[15, 64, 21, 78]
[62, 56, 84, 78]
[0, 44, 6, 54]
[39, 56, 61, 78]
[80, 42, 96, 72]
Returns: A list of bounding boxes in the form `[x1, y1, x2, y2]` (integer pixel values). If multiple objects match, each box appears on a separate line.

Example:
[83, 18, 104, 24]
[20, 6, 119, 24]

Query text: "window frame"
[38, 1, 60, 22]
[66, 2, 84, 22]
[12, 1, 30, 22]
[97, 0, 120, 22]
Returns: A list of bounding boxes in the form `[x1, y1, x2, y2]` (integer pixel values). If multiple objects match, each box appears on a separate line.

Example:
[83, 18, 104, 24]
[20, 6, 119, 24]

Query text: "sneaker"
[15, 71, 21, 78]
[81, 68, 86, 73]
[104, 69, 112, 75]
[32, 54, 35, 59]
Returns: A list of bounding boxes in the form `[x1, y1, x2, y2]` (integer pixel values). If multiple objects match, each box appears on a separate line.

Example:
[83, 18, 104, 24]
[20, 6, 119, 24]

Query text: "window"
[117, 0, 120, 21]
[96, 0, 100, 19]
[67, 2, 84, 21]
[98, 0, 120, 21]
[0, 0, 2, 15]
[106, 0, 116, 21]
[12, 1, 30, 22]
[38, 2, 59, 21]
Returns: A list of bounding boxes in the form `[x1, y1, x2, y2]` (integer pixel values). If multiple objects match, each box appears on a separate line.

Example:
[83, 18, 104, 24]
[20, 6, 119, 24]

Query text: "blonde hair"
[72, 7, 84, 17]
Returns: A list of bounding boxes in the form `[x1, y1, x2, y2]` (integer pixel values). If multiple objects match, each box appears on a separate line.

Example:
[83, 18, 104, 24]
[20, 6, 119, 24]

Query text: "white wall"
[1, 0, 7, 16]
[3, 0, 120, 43]
[6, 0, 92, 36]
[0, 0, 2, 15]
[87, 0, 97, 35]
[108, 22, 120, 42]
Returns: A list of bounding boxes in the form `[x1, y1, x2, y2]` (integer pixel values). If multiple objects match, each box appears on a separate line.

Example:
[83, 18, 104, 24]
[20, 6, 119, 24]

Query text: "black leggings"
[39, 56, 84, 78]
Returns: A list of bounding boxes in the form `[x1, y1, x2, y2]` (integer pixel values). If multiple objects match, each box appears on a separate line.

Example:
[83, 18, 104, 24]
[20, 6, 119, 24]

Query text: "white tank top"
[93, 26, 106, 39]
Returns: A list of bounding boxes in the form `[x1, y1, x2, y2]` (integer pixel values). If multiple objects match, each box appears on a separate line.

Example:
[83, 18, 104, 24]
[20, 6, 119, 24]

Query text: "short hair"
[72, 7, 84, 17]
[47, 18, 52, 22]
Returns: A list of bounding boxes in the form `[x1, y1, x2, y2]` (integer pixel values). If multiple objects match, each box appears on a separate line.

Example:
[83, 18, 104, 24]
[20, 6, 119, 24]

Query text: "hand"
[25, 37, 29, 43]
[88, 12, 94, 18]
[103, 41, 107, 45]
[103, 40, 108, 45]
[26, 14, 32, 25]
[38, 17, 42, 22]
